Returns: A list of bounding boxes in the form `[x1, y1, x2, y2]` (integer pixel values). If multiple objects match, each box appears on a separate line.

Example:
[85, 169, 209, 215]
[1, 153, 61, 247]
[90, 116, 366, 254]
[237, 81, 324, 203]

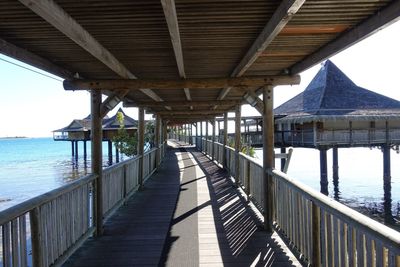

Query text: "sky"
[0, 20, 400, 137]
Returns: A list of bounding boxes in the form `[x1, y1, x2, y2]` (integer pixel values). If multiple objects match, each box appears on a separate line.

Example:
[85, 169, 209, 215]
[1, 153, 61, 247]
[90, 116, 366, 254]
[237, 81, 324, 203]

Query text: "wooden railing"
[197, 138, 400, 266]
[0, 145, 164, 267]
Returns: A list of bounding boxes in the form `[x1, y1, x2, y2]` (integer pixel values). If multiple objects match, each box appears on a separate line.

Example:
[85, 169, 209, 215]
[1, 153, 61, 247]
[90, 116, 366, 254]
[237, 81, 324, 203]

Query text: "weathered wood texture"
[63, 146, 181, 267]
[199, 138, 400, 267]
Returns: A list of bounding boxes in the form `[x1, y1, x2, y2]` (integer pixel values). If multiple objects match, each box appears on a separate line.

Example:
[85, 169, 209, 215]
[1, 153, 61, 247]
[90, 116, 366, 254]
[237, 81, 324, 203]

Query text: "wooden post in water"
[83, 140, 87, 162]
[91, 90, 103, 236]
[107, 140, 113, 165]
[115, 145, 120, 163]
[280, 147, 286, 172]
[263, 85, 274, 232]
[332, 147, 339, 199]
[319, 148, 328, 195]
[235, 104, 241, 186]
[138, 107, 145, 190]
[74, 140, 79, 161]
[71, 141, 75, 157]
[383, 144, 391, 185]
[223, 112, 228, 168]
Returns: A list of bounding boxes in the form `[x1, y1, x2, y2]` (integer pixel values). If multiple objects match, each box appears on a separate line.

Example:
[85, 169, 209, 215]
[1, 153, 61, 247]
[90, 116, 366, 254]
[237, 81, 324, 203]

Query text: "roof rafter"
[217, 0, 305, 101]
[124, 100, 240, 108]
[290, 0, 400, 74]
[18, 0, 165, 112]
[161, 0, 193, 109]
[0, 38, 73, 79]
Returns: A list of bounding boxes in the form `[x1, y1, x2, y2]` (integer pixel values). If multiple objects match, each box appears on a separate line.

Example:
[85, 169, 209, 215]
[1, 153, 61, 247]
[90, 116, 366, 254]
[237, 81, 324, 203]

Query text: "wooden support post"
[263, 86, 274, 232]
[223, 112, 228, 168]
[108, 140, 113, 165]
[206, 121, 209, 154]
[71, 141, 75, 157]
[155, 115, 161, 167]
[212, 118, 216, 161]
[332, 147, 339, 200]
[138, 108, 145, 190]
[115, 145, 120, 163]
[200, 121, 203, 151]
[195, 122, 198, 147]
[320, 148, 328, 195]
[74, 140, 79, 161]
[235, 104, 241, 186]
[280, 147, 286, 172]
[83, 140, 87, 162]
[383, 145, 391, 184]
[91, 90, 103, 236]
[218, 121, 221, 143]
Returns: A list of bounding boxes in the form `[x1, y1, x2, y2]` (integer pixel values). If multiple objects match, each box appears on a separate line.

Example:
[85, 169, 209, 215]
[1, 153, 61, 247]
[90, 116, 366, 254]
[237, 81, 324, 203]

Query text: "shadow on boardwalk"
[64, 142, 300, 267]
[186, 148, 300, 266]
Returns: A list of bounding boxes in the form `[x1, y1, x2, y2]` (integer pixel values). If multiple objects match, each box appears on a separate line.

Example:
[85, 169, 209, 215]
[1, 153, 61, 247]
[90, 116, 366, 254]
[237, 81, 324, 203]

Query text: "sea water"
[255, 147, 400, 228]
[0, 138, 399, 228]
[0, 137, 115, 211]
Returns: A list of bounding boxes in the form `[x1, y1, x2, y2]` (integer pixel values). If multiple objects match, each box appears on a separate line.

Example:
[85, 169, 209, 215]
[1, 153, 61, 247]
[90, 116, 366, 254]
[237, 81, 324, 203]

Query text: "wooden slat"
[18, 0, 164, 103]
[126, 99, 240, 107]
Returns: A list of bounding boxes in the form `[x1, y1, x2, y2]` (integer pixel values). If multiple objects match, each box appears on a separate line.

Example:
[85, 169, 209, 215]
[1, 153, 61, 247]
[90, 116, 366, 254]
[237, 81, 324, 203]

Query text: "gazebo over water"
[274, 60, 400, 193]
[53, 108, 137, 163]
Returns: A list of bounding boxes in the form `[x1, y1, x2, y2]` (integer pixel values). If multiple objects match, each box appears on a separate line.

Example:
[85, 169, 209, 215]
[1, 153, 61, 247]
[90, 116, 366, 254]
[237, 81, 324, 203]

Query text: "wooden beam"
[124, 100, 240, 108]
[217, 0, 305, 100]
[243, 90, 264, 115]
[0, 38, 73, 79]
[157, 110, 225, 116]
[18, 0, 163, 102]
[161, 0, 185, 78]
[64, 75, 300, 91]
[290, 1, 400, 74]
[234, 105, 241, 186]
[232, 0, 305, 77]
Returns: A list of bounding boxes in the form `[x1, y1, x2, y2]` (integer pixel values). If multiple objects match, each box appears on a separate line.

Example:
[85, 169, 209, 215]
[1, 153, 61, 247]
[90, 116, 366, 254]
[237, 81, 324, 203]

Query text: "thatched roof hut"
[274, 60, 400, 148]
[53, 108, 137, 141]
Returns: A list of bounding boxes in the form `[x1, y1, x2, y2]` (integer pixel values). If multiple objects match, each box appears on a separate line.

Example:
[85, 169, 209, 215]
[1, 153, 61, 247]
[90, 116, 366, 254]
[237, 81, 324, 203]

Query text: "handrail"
[1, 144, 165, 267]
[269, 168, 400, 250]
[196, 137, 400, 266]
[0, 173, 97, 226]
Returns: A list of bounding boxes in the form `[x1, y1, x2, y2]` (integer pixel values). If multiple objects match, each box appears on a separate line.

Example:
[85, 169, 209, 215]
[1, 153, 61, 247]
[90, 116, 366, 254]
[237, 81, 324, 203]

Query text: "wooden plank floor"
[63, 140, 302, 267]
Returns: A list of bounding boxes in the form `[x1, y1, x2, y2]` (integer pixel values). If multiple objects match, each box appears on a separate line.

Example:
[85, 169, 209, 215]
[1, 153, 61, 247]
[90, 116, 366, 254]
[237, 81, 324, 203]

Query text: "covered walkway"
[63, 141, 300, 267]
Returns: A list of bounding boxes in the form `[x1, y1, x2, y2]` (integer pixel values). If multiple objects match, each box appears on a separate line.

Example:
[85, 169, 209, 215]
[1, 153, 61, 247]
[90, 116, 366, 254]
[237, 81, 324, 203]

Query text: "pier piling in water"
[383, 145, 391, 184]
[319, 148, 328, 195]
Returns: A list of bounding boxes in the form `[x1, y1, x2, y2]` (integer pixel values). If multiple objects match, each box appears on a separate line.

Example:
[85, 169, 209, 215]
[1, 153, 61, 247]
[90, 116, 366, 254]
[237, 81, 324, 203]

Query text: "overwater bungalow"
[275, 60, 400, 192]
[53, 108, 137, 162]
[1, 1, 400, 267]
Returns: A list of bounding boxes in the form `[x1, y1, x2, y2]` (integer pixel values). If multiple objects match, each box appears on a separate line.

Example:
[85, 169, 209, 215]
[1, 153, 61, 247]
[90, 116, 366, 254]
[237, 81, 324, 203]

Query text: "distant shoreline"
[0, 136, 28, 139]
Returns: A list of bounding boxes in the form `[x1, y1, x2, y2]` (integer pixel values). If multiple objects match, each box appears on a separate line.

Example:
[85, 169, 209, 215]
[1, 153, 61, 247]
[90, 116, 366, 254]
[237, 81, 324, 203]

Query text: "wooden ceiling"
[1, 0, 399, 124]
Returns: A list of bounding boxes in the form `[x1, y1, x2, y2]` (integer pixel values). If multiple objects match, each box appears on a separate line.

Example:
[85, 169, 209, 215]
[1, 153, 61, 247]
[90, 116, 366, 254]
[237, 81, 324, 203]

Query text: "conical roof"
[275, 60, 400, 123]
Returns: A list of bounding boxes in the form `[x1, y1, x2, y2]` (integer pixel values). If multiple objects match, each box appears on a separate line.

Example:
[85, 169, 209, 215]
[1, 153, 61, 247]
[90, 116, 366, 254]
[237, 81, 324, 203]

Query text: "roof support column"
[195, 122, 198, 148]
[235, 104, 241, 187]
[91, 90, 103, 236]
[206, 121, 209, 154]
[212, 118, 216, 161]
[162, 120, 167, 159]
[223, 112, 228, 168]
[155, 114, 161, 167]
[263, 85, 274, 232]
[138, 107, 145, 190]
[200, 121, 203, 152]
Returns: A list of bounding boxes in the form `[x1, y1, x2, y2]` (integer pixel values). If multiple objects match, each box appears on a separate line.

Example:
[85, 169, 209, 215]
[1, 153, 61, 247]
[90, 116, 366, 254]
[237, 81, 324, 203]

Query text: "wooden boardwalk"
[63, 141, 301, 267]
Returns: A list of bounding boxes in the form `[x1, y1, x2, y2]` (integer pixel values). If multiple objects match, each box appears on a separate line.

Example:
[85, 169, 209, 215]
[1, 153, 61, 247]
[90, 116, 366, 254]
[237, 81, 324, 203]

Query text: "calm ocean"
[0, 138, 399, 229]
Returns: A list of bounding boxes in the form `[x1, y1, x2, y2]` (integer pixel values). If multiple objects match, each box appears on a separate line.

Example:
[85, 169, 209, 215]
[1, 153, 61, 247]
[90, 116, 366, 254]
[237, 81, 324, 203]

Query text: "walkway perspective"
[64, 141, 300, 266]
